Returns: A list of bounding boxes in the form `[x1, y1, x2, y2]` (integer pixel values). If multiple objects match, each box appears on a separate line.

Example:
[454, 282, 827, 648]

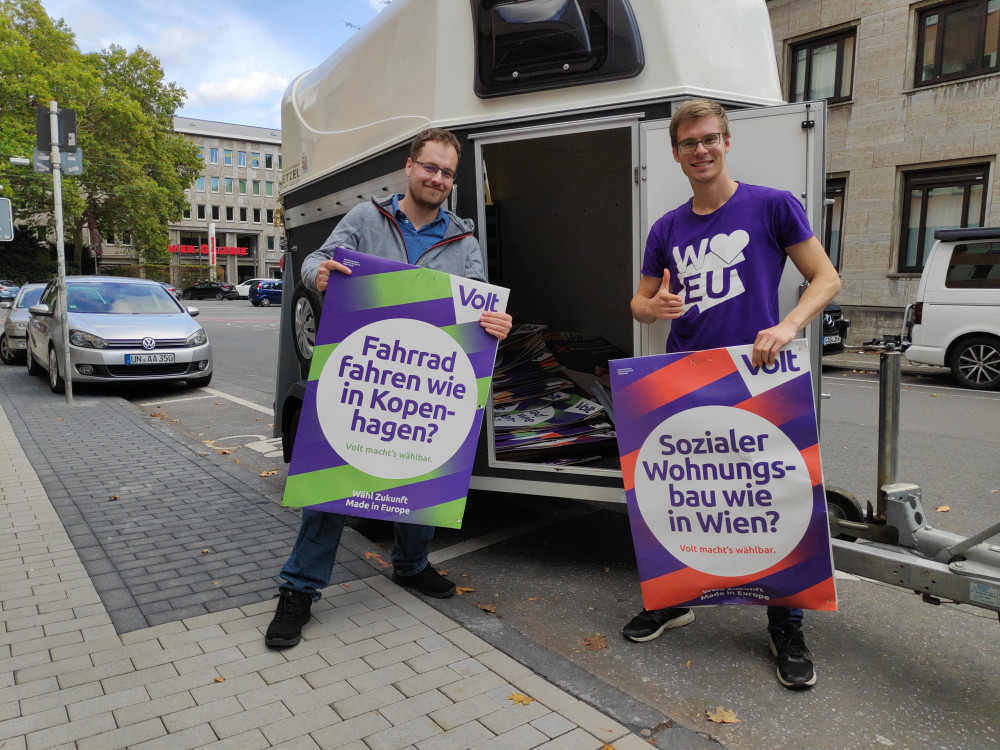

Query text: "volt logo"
[739, 349, 803, 375]
[458, 285, 499, 312]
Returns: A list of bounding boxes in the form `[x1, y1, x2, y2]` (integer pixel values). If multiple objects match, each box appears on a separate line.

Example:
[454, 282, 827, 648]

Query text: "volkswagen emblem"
[142, 337, 156, 350]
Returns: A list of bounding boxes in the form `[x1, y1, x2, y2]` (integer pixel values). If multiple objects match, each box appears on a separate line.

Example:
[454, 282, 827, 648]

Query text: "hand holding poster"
[282, 248, 509, 528]
[610, 340, 837, 611]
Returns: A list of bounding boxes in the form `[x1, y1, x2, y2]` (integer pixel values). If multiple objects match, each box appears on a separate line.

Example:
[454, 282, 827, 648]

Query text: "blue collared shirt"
[392, 195, 448, 264]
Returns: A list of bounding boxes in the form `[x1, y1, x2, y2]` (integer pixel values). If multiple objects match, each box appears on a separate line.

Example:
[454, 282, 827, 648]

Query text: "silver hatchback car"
[26, 276, 213, 392]
[1, 283, 47, 365]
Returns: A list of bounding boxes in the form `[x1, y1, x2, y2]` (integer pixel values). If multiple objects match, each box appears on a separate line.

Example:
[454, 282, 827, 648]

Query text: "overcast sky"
[39, 0, 388, 129]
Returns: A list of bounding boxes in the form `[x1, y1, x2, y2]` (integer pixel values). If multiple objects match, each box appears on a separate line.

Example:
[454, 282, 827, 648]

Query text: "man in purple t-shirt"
[628, 99, 841, 690]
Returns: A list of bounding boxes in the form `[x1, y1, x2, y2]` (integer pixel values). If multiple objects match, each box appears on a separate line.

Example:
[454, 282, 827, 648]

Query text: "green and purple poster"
[609, 340, 837, 611]
[282, 248, 508, 528]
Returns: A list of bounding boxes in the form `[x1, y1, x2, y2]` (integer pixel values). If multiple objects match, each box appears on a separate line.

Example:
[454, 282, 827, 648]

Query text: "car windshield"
[17, 288, 44, 308]
[67, 282, 182, 314]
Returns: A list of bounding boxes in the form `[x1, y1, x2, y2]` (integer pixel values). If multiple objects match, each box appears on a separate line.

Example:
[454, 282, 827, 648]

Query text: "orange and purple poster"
[609, 340, 837, 612]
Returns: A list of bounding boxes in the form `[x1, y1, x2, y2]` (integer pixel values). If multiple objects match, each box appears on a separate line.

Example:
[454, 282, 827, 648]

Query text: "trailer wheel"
[291, 282, 322, 374]
[826, 486, 863, 542]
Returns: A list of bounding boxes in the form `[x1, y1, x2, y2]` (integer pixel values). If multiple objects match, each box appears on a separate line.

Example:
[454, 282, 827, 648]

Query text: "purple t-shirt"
[641, 183, 814, 354]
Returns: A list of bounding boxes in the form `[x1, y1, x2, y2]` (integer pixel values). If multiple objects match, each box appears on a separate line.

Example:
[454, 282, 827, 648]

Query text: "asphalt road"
[117, 301, 1000, 750]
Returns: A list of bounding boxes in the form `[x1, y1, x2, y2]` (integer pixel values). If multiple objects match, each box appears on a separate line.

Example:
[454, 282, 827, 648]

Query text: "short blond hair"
[669, 99, 730, 146]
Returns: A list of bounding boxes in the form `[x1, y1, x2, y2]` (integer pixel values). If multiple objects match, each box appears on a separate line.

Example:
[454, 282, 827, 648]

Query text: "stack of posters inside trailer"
[274, 0, 828, 505]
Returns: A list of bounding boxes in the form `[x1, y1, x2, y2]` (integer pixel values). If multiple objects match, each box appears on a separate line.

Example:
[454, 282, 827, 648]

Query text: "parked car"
[250, 279, 282, 307]
[0, 283, 46, 365]
[234, 278, 267, 299]
[159, 282, 180, 297]
[25, 276, 213, 392]
[0, 280, 20, 301]
[180, 281, 238, 300]
[822, 302, 850, 355]
[903, 227, 1000, 390]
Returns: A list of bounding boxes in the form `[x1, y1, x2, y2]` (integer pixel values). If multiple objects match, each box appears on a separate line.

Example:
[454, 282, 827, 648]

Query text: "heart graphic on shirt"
[709, 230, 749, 265]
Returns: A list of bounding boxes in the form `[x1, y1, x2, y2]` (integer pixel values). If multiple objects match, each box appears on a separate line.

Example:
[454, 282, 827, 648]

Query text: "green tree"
[0, 0, 201, 272]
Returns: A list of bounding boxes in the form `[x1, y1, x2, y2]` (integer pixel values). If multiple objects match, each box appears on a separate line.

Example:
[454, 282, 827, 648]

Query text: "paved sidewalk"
[0, 371, 709, 749]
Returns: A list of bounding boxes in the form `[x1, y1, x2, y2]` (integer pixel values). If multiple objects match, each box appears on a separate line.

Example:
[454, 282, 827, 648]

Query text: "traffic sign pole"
[50, 101, 72, 404]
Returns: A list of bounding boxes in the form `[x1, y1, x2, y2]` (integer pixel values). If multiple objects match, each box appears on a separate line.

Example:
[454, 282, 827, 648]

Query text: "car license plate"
[125, 353, 175, 365]
[823, 335, 841, 346]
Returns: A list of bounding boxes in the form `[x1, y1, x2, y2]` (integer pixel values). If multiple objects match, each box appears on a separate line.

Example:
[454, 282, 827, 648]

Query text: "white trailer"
[274, 0, 828, 506]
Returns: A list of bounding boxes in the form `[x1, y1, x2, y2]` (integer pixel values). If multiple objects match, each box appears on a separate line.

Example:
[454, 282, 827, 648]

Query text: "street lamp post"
[49, 102, 73, 404]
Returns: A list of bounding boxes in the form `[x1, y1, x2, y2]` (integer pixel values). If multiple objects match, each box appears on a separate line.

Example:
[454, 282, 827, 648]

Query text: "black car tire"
[0, 334, 17, 365]
[949, 335, 1000, 390]
[292, 282, 322, 373]
[48, 345, 65, 394]
[186, 372, 213, 388]
[182, 291, 193, 300]
[26, 343, 42, 376]
[214, 291, 225, 301]
[261, 297, 272, 307]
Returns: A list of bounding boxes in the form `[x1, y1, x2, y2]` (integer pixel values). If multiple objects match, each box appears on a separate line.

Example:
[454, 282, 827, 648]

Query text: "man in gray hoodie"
[266, 128, 512, 648]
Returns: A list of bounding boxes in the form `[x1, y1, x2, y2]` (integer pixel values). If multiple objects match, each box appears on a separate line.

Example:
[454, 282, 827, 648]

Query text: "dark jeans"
[766, 606, 804, 632]
[278, 509, 435, 602]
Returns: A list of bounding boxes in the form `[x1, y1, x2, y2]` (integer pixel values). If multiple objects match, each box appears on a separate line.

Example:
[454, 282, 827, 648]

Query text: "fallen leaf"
[476, 602, 497, 613]
[527, 597, 539, 601]
[706, 706, 740, 724]
[171, 419, 180, 423]
[936, 505, 950, 512]
[109, 495, 118, 501]
[931, 393, 939, 398]
[684, 660, 691, 668]
[233, 459, 240, 464]
[364, 550, 390, 568]
[149, 412, 168, 419]
[455, 586, 475, 595]
[582, 634, 607, 651]
[259, 470, 278, 477]
[216, 448, 234, 455]
[438, 569, 449, 576]
[214, 676, 225, 683]
[201, 549, 211, 554]
[508, 693, 534, 706]
[603, 745, 615, 750]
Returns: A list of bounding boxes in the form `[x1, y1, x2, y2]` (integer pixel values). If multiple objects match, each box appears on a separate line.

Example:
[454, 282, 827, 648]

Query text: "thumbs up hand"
[647, 268, 684, 320]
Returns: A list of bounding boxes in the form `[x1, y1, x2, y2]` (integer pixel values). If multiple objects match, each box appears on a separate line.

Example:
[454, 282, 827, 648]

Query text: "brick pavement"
[0, 369, 709, 749]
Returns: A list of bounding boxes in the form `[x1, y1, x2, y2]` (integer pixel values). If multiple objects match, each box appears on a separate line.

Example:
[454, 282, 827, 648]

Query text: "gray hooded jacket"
[301, 194, 486, 292]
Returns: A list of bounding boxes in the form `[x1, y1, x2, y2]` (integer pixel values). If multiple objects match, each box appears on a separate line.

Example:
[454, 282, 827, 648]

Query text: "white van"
[902, 228, 1000, 390]
[273, 0, 831, 504]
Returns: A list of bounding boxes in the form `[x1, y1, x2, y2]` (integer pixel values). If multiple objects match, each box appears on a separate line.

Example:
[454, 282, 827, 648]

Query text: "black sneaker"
[622, 607, 694, 642]
[769, 624, 817, 689]
[392, 565, 456, 598]
[264, 590, 313, 648]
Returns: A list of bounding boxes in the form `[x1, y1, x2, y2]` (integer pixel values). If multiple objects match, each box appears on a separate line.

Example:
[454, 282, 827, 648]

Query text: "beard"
[409, 183, 450, 211]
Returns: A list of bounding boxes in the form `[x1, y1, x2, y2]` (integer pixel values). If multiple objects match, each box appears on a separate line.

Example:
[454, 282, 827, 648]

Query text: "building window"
[226, 206, 234, 222]
[266, 208, 274, 224]
[212, 205, 220, 221]
[789, 28, 856, 103]
[197, 204, 206, 220]
[899, 164, 988, 272]
[265, 181, 274, 197]
[253, 208, 261, 223]
[183, 207, 191, 220]
[209, 147, 218, 164]
[825, 178, 846, 271]
[239, 179, 247, 195]
[252, 180, 261, 196]
[195, 176, 205, 192]
[251, 152, 260, 168]
[223, 149, 233, 166]
[278, 154, 283, 169]
[122, 233, 131, 245]
[210, 176, 219, 193]
[225, 178, 233, 194]
[238, 151, 247, 167]
[265, 153, 273, 169]
[267, 235, 275, 251]
[197, 146, 204, 161]
[239, 207, 248, 222]
[916, 0, 999, 86]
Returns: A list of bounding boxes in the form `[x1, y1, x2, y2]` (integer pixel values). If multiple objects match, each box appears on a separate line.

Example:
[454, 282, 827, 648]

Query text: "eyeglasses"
[676, 132, 725, 155]
[412, 160, 456, 181]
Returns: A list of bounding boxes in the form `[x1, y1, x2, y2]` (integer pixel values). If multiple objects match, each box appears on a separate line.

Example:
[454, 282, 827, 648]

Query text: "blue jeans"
[278, 509, 435, 601]
[766, 606, 803, 632]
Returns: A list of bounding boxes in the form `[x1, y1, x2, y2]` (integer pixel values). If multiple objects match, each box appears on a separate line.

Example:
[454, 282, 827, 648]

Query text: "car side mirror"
[0, 300, 11, 309]
[28, 303, 53, 317]
[186, 306, 200, 317]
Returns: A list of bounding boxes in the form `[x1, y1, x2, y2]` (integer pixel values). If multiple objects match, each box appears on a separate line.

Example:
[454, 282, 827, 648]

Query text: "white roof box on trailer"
[281, 0, 784, 193]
